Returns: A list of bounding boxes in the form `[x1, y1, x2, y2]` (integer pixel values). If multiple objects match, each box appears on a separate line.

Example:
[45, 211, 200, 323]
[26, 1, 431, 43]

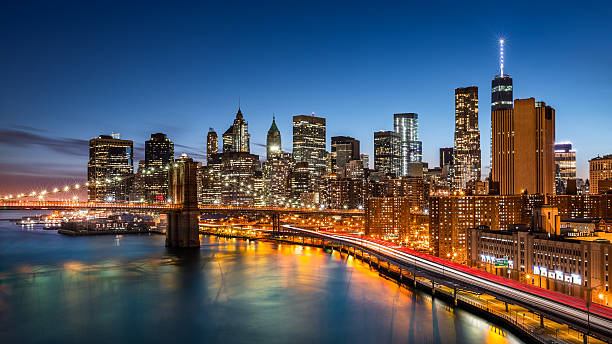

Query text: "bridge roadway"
[282, 226, 612, 343]
[0, 201, 364, 217]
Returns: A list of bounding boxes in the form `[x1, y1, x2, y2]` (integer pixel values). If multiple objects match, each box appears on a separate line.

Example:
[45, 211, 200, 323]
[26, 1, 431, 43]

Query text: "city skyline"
[1, 2, 612, 193]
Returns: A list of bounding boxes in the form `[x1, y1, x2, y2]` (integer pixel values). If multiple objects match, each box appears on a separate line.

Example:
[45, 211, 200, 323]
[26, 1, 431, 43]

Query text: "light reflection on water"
[0, 223, 523, 344]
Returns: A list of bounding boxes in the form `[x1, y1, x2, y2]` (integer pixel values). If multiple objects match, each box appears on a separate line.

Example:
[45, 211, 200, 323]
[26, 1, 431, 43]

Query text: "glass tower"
[393, 113, 422, 176]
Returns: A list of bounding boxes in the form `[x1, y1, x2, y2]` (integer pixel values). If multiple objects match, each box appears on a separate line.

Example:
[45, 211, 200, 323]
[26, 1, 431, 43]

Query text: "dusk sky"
[1, 1, 611, 194]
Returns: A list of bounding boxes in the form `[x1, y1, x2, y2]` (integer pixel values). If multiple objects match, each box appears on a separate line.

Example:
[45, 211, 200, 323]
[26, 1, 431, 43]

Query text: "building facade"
[589, 154, 612, 194]
[374, 130, 400, 177]
[292, 114, 326, 182]
[453, 86, 481, 190]
[143, 133, 174, 202]
[331, 136, 360, 173]
[554, 142, 576, 194]
[492, 98, 555, 195]
[394, 113, 422, 176]
[222, 108, 250, 153]
[206, 128, 218, 163]
[266, 116, 281, 160]
[87, 135, 134, 202]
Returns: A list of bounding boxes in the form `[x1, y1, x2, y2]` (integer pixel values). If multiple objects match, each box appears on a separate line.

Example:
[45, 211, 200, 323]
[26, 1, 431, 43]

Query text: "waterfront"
[0, 217, 522, 344]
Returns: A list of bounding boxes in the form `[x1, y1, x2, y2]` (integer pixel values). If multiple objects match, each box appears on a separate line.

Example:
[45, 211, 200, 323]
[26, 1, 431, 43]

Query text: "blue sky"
[1, 1, 611, 193]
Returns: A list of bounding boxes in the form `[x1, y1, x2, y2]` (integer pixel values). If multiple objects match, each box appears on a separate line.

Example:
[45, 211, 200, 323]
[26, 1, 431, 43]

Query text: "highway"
[284, 226, 612, 341]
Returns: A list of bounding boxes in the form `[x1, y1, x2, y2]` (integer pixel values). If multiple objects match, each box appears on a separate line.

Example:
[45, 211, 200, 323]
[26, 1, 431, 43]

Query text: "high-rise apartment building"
[206, 128, 218, 163]
[554, 142, 576, 194]
[222, 108, 250, 153]
[492, 98, 555, 195]
[87, 135, 134, 202]
[266, 116, 281, 160]
[589, 154, 612, 194]
[394, 113, 422, 176]
[292, 114, 326, 181]
[144, 133, 174, 202]
[331, 136, 360, 173]
[374, 130, 400, 177]
[453, 86, 481, 190]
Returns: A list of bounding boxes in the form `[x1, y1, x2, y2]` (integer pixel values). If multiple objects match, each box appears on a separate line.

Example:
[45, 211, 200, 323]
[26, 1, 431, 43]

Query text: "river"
[0, 211, 523, 343]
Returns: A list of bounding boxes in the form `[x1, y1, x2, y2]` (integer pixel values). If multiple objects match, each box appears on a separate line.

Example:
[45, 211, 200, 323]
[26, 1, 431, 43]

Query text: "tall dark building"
[293, 114, 326, 181]
[374, 130, 400, 177]
[331, 136, 360, 173]
[144, 133, 174, 202]
[453, 86, 481, 190]
[87, 134, 134, 202]
[439, 147, 453, 168]
[266, 116, 281, 160]
[394, 113, 422, 176]
[206, 128, 218, 163]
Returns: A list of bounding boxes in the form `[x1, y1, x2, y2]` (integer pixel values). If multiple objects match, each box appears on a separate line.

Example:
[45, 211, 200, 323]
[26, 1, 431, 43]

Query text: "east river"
[0, 211, 523, 343]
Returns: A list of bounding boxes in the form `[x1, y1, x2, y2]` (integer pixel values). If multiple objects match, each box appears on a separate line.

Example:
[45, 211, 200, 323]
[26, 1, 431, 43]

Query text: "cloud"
[0, 127, 88, 156]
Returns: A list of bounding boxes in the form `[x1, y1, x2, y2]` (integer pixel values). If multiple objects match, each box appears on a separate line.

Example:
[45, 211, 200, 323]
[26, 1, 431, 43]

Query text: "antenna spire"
[499, 38, 505, 76]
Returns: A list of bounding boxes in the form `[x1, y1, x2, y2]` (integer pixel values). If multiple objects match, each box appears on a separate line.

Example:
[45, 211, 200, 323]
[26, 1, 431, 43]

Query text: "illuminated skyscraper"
[222, 107, 250, 153]
[492, 98, 555, 195]
[87, 134, 134, 202]
[331, 136, 360, 173]
[589, 155, 612, 194]
[453, 86, 481, 190]
[374, 130, 400, 177]
[439, 147, 453, 169]
[491, 39, 513, 111]
[266, 116, 281, 160]
[206, 128, 218, 163]
[394, 113, 422, 176]
[144, 133, 174, 202]
[554, 142, 576, 194]
[292, 114, 326, 180]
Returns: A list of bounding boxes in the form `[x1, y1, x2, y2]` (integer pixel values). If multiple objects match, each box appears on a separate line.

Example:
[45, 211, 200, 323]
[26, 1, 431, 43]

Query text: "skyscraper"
[292, 114, 326, 181]
[266, 116, 281, 160]
[206, 128, 218, 163]
[331, 136, 360, 173]
[222, 107, 250, 153]
[394, 113, 422, 176]
[87, 134, 134, 202]
[453, 86, 481, 190]
[144, 133, 174, 202]
[491, 39, 513, 111]
[554, 142, 576, 194]
[439, 147, 453, 169]
[374, 130, 400, 177]
[589, 155, 612, 194]
[360, 153, 370, 169]
[492, 98, 555, 195]
[262, 152, 293, 206]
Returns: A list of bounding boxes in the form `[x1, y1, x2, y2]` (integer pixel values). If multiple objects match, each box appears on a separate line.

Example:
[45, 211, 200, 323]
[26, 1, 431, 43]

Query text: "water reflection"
[0, 225, 523, 344]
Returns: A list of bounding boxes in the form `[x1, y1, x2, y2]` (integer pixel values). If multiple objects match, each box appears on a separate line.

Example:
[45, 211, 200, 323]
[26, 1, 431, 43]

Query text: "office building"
[292, 114, 326, 181]
[87, 134, 134, 202]
[262, 152, 293, 206]
[143, 133, 174, 202]
[492, 98, 555, 195]
[266, 116, 281, 160]
[198, 153, 222, 205]
[222, 107, 250, 153]
[453, 86, 481, 190]
[331, 136, 360, 173]
[589, 154, 612, 194]
[220, 152, 260, 206]
[394, 113, 422, 176]
[554, 142, 576, 194]
[440, 147, 453, 169]
[374, 130, 400, 177]
[206, 128, 218, 163]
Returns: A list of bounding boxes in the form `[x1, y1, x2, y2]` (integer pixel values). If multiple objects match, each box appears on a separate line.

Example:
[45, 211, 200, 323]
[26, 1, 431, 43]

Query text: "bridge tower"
[166, 154, 200, 248]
